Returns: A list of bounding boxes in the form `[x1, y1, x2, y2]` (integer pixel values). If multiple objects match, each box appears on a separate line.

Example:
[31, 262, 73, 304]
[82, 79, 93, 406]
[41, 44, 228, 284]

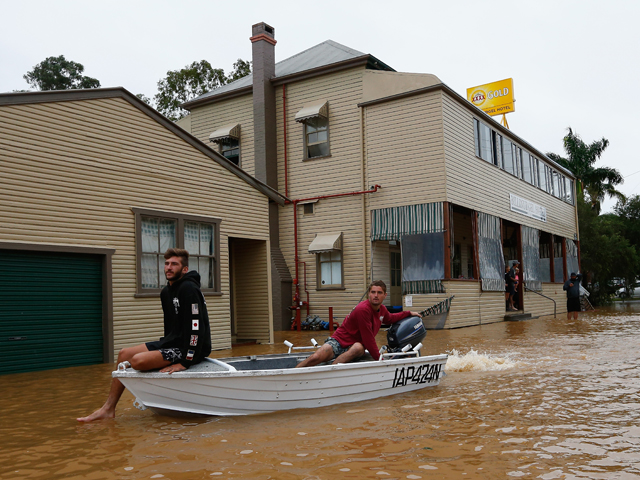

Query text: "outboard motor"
[386, 316, 426, 353]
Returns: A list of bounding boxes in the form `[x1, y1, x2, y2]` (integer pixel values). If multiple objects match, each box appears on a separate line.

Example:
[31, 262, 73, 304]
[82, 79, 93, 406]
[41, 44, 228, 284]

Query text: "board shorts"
[146, 341, 183, 363]
[567, 297, 581, 312]
[324, 337, 350, 358]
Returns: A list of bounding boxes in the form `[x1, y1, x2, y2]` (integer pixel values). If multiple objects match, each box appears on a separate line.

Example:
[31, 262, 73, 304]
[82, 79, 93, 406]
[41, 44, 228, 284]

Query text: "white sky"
[2, 0, 638, 213]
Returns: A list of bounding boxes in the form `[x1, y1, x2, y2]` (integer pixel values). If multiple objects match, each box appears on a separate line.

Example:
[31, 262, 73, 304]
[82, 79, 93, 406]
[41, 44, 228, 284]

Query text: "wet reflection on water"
[1, 304, 640, 479]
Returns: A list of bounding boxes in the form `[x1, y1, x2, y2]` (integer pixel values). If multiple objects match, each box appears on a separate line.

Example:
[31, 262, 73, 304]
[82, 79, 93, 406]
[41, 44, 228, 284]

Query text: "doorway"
[228, 237, 273, 345]
[389, 247, 402, 307]
[502, 221, 523, 311]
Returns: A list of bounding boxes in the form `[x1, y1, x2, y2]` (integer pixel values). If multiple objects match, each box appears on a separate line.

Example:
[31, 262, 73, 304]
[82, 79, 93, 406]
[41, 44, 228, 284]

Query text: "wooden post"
[561, 237, 568, 282]
[329, 306, 334, 332]
[443, 201, 451, 280]
[549, 234, 555, 283]
[516, 224, 523, 310]
[471, 210, 479, 280]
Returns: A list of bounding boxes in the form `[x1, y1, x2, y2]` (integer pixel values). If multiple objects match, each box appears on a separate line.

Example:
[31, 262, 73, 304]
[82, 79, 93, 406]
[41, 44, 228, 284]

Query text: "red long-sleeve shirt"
[331, 300, 412, 360]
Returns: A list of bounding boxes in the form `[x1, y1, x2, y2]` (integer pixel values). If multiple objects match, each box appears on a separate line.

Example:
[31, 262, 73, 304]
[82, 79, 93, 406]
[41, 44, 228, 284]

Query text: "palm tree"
[547, 128, 625, 214]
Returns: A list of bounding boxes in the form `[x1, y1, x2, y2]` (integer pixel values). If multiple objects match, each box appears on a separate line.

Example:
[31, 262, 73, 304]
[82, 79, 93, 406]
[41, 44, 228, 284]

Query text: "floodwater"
[2, 304, 640, 480]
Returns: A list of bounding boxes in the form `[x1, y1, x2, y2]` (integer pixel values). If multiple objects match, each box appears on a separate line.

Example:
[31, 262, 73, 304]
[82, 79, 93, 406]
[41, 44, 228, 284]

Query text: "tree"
[614, 194, 640, 276]
[577, 192, 639, 304]
[227, 59, 252, 83]
[547, 128, 624, 214]
[154, 59, 251, 121]
[24, 55, 100, 91]
[135, 93, 153, 106]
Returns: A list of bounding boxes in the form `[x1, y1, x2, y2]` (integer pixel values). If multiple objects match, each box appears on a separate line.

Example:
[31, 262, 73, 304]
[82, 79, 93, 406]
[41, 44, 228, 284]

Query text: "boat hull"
[115, 353, 448, 416]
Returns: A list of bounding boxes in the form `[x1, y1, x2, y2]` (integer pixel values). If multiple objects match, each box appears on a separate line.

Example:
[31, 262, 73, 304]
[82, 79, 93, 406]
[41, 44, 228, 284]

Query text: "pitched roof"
[0, 87, 289, 205]
[182, 40, 394, 108]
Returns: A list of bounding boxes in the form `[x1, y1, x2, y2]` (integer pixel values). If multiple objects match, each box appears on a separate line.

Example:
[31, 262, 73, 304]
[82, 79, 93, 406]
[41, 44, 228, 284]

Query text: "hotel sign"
[467, 78, 515, 116]
[510, 194, 546, 222]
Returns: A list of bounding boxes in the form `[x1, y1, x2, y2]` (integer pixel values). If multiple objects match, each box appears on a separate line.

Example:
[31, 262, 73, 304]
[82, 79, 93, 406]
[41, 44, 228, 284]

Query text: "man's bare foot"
[76, 406, 115, 422]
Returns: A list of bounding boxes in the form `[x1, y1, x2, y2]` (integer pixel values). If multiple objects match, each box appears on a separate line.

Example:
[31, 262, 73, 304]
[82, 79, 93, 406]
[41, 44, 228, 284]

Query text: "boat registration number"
[392, 363, 442, 388]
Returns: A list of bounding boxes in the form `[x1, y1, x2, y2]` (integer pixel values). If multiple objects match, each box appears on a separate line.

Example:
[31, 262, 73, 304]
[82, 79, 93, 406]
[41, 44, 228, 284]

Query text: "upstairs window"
[296, 101, 330, 159]
[474, 120, 492, 163]
[565, 177, 574, 204]
[502, 138, 514, 175]
[521, 152, 533, 184]
[209, 124, 241, 166]
[220, 138, 240, 165]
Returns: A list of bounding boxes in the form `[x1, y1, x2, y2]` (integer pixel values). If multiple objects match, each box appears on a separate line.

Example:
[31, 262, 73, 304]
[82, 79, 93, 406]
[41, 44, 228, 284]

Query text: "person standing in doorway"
[77, 248, 211, 422]
[563, 272, 583, 320]
[505, 261, 518, 311]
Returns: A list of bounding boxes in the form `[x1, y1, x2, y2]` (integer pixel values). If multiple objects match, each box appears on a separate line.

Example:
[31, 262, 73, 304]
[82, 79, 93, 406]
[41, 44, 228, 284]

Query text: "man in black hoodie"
[78, 248, 211, 422]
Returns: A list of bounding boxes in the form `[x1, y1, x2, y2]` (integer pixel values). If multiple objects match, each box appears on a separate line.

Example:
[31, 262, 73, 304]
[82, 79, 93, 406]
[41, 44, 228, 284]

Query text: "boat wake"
[444, 349, 521, 373]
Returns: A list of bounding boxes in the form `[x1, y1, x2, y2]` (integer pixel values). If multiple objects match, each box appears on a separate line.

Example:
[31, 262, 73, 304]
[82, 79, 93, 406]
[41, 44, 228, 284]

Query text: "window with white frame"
[502, 137, 515, 174]
[304, 117, 330, 158]
[521, 152, 533, 184]
[318, 250, 342, 287]
[296, 101, 330, 159]
[475, 119, 493, 163]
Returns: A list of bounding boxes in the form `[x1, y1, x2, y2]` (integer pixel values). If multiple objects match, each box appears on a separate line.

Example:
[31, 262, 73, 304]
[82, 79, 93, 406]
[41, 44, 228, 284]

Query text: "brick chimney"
[251, 22, 277, 188]
[250, 23, 293, 331]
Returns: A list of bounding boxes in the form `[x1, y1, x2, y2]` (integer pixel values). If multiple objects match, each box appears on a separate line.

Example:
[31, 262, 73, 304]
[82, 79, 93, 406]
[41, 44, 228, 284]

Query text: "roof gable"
[184, 40, 394, 107]
[0, 87, 288, 205]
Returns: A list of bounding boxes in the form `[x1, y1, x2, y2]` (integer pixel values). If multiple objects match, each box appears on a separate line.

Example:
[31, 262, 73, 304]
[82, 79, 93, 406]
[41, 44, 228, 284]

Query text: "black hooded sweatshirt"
[158, 270, 212, 368]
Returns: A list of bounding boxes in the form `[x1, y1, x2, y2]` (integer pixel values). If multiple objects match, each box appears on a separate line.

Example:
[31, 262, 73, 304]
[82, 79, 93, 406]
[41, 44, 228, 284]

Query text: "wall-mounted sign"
[467, 78, 515, 117]
[510, 194, 547, 222]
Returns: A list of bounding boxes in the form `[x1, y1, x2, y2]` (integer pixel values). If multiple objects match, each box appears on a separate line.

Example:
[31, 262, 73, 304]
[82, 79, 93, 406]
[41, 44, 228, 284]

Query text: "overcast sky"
[2, 0, 638, 213]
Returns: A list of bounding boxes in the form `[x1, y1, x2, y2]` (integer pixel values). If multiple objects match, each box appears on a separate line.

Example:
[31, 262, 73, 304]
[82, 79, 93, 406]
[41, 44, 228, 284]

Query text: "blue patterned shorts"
[324, 337, 349, 358]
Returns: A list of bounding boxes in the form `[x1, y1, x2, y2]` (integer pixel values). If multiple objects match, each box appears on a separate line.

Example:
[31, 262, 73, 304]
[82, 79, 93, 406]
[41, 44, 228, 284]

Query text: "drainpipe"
[282, 84, 289, 198]
[290, 185, 382, 330]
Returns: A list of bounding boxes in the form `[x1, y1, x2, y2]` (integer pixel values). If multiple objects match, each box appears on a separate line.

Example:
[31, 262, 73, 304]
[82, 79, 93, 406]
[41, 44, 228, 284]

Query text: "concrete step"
[504, 312, 535, 322]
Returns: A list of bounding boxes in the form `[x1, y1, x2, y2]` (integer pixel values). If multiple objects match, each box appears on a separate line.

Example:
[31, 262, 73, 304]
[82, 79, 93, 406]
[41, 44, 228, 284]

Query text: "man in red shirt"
[296, 280, 421, 367]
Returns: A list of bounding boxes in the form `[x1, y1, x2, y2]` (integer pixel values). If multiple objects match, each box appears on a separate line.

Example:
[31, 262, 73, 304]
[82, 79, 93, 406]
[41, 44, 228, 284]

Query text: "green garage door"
[0, 250, 104, 374]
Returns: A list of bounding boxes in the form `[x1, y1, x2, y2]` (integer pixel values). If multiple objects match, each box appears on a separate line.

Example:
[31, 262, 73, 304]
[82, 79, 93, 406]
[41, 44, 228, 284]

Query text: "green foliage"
[24, 55, 100, 91]
[135, 93, 153, 106]
[153, 59, 251, 121]
[614, 195, 640, 252]
[578, 192, 639, 304]
[227, 59, 252, 83]
[547, 128, 624, 214]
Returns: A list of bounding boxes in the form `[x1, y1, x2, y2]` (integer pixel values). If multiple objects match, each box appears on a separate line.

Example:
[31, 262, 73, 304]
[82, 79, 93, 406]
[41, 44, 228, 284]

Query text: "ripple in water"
[445, 348, 522, 372]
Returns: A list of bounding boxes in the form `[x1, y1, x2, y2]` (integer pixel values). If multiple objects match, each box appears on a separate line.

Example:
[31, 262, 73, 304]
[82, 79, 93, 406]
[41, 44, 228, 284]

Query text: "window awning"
[295, 101, 328, 123]
[209, 123, 241, 143]
[308, 232, 342, 253]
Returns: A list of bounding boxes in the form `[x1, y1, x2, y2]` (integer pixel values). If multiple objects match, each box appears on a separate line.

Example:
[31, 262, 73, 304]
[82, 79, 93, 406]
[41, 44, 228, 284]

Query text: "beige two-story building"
[183, 22, 580, 330]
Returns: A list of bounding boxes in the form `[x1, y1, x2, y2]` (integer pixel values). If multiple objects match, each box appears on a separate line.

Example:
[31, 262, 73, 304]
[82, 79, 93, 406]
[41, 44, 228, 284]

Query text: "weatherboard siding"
[363, 89, 447, 211]
[0, 97, 271, 358]
[441, 94, 577, 239]
[276, 67, 371, 320]
[190, 94, 256, 177]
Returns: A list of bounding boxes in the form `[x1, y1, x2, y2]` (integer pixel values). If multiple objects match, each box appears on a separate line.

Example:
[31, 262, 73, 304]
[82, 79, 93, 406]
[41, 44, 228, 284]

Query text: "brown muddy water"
[2, 304, 640, 480]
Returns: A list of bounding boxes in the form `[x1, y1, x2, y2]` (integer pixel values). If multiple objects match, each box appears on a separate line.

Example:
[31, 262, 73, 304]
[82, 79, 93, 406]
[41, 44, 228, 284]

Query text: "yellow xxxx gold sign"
[467, 78, 515, 116]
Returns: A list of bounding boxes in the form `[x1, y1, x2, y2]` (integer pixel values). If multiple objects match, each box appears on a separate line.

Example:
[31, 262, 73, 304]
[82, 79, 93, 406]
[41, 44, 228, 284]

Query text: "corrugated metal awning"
[295, 101, 328, 123]
[308, 232, 342, 253]
[370, 202, 444, 241]
[209, 123, 241, 143]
